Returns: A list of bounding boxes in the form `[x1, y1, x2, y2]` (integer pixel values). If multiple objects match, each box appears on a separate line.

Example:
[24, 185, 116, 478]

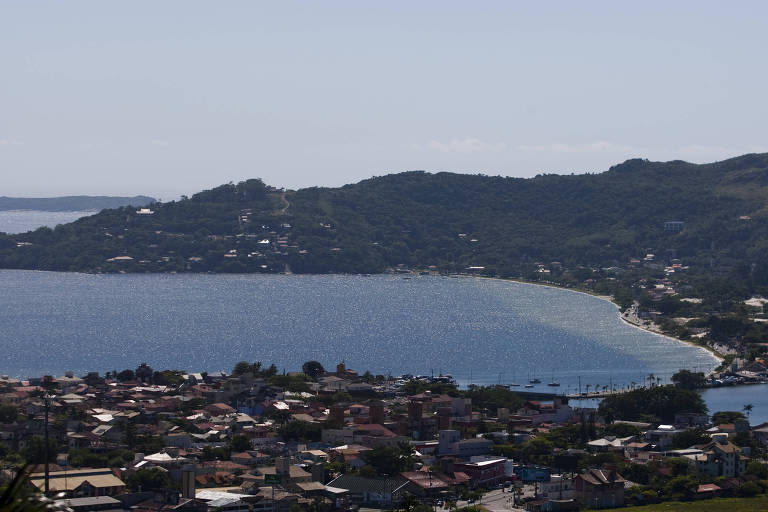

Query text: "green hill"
[1, 154, 767, 296]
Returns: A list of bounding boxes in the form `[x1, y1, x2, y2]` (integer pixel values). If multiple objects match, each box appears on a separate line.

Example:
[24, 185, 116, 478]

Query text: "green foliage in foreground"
[603, 495, 768, 512]
[0, 466, 70, 512]
[598, 385, 706, 423]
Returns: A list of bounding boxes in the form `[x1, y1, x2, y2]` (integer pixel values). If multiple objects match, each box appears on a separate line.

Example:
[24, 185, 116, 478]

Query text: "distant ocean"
[0, 210, 96, 234]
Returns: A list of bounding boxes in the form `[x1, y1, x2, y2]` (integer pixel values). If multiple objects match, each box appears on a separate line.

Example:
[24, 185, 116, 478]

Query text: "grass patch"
[605, 495, 768, 511]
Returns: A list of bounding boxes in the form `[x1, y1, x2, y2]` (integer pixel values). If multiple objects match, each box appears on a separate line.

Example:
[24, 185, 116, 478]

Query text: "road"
[435, 488, 533, 512]
[278, 191, 290, 214]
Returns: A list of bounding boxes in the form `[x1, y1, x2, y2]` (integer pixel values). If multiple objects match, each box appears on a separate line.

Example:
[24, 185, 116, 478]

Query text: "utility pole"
[41, 375, 57, 496]
[44, 394, 50, 494]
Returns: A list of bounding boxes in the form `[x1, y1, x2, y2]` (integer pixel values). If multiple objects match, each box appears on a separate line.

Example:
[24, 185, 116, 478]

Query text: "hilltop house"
[573, 469, 625, 509]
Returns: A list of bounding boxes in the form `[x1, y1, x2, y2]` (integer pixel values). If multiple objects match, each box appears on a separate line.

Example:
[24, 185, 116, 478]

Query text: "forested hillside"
[1, 154, 767, 298]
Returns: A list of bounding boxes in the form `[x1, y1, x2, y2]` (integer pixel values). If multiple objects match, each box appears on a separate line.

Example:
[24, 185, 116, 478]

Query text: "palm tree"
[648, 373, 655, 387]
[743, 403, 754, 420]
[631, 381, 637, 390]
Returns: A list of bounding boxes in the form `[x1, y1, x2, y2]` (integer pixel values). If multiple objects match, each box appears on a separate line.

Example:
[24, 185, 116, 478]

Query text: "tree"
[125, 468, 172, 492]
[153, 370, 185, 386]
[264, 364, 278, 377]
[263, 408, 291, 425]
[663, 474, 697, 499]
[743, 403, 753, 419]
[116, 369, 135, 382]
[361, 442, 417, 476]
[462, 385, 523, 413]
[672, 429, 709, 449]
[302, 361, 325, 381]
[233, 361, 251, 376]
[0, 404, 19, 423]
[739, 480, 762, 497]
[231, 434, 251, 452]
[671, 369, 706, 390]
[279, 421, 322, 442]
[603, 422, 641, 438]
[358, 464, 377, 478]
[711, 411, 746, 425]
[68, 448, 108, 468]
[745, 460, 768, 479]
[598, 386, 706, 423]
[22, 436, 57, 464]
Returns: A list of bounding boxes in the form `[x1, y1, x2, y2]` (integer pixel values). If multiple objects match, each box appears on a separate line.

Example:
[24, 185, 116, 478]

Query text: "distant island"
[0, 195, 156, 212]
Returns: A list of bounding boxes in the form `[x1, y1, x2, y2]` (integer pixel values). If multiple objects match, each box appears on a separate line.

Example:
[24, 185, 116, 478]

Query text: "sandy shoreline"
[475, 275, 724, 371]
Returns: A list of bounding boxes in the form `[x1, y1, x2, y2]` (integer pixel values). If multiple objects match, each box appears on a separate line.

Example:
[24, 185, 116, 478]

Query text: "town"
[2, 360, 768, 512]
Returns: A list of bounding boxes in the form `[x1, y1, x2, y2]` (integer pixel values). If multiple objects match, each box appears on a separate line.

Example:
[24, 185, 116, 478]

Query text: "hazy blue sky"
[2, 1, 767, 198]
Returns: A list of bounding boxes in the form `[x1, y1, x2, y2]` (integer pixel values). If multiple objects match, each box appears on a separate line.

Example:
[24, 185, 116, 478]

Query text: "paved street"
[434, 488, 532, 512]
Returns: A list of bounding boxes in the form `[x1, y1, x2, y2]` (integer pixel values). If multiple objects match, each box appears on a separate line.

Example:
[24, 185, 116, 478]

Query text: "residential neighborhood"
[2, 361, 768, 512]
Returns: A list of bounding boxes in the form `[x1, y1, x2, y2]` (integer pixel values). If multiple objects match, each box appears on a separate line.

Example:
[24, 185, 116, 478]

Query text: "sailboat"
[509, 370, 520, 387]
[529, 369, 541, 384]
[547, 370, 560, 387]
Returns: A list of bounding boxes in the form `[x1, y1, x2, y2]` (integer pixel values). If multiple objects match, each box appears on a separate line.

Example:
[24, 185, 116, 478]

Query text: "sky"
[2, 1, 768, 199]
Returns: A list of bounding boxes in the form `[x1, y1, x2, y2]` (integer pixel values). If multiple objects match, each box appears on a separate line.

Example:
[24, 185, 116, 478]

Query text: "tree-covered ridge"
[0, 155, 768, 292]
[0, 195, 156, 211]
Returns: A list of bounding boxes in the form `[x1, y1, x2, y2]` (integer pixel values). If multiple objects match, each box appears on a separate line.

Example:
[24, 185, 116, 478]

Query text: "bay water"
[0, 271, 718, 391]
[0, 210, 96, 234]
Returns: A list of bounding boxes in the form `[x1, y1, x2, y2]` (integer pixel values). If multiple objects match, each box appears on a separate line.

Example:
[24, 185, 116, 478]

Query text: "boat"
[547, 371, 560, 387]
[524, 383, 534, 388]
[509, 371, 520, 387]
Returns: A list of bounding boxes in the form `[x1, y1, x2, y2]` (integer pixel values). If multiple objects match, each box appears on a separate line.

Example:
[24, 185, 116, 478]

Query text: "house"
[751, 422, 768, 447]
[206, 403, 236, 416]
[325, 474, 409, 505]
[684, 435, 748, 478]
[437, 430, 492, 458]
[586, 436, 633, 453]
[513, 399, 573, 425]
[29, 468, 126, 498]
[452, 458, 506, 487]
[644, 425, 682, 449]
[318, 375, 348, 392]
[696, 483, 722, 497]
[573, 469, 625, 509]
[300, 449, 329, 463]
[540, 474, 575, 500]
[254, 464, 311, 485]
[674, 412, 709, 429]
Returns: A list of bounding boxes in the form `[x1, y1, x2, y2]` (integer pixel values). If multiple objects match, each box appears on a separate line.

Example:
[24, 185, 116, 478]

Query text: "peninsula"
[0, 195, 156, 212]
